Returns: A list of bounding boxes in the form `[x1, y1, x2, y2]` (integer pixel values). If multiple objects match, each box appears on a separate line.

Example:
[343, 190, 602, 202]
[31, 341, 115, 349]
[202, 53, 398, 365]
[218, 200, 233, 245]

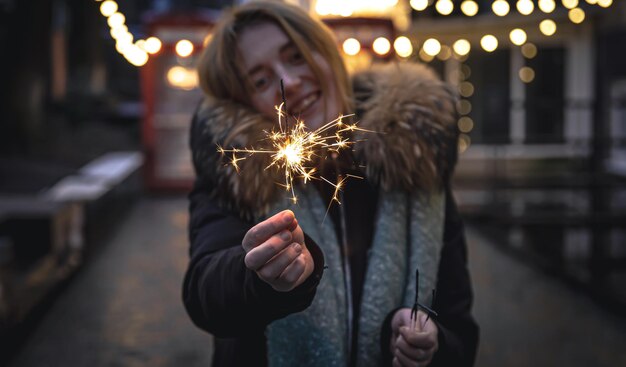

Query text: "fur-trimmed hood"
[190, 62, 459, 218]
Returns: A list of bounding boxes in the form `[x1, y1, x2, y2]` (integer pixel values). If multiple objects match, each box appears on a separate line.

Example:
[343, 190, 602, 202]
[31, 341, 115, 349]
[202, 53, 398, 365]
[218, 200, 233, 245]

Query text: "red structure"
[141, 12, 214, 191]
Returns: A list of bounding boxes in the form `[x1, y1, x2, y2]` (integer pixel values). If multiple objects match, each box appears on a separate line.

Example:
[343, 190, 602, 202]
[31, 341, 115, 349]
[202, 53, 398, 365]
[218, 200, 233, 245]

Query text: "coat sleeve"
[182, 187, 325, 338]
[429, 187, 479, 366]
[182, 107, 325, 338]
[379, 187, 479, 366]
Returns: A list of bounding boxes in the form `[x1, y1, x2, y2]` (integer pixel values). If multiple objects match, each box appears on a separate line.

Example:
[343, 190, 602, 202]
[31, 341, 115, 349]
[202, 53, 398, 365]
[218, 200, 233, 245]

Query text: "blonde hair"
[197, 0, 353, 114]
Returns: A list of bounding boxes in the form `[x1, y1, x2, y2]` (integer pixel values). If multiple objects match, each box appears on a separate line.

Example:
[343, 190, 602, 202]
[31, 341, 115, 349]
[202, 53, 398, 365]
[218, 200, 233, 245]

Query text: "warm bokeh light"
[521, 43, 538, 58]
[480, 35, 498, 52]
[423, 38, 442, 56]
[124, 46, 149, 67]
[492, 0, 510, 16]
[562, 0, 579, 9]
[459, 82, 475, 97]
[517, 0, 535, 15]
[568, 7, 585, 23]
[585, 0, 599, 4]
[458, 116, 474, 133]
[458, 100, 472, 115]
[107, 12, 125, 28]
[538, 0, 556, 13]
[410, 0, 429, 11]
[419, 48, 435, 62]
[461, 0, 479, 16]
[342, 38, 361, 56]
[167, 66, 199, 90]
[510, 29, 527, 46]
[110, 25, 128, 39]
[437, 45, 452, 60]
[436, 0, 454, 15]
[462, 64, 472, 79]
[394, 36, 413, 58]
[453, 39, 471, 56]
[519, 66, 536, 83]
[540, 19, 557, 36]
[372, 37, 391, 55]
[458, 133, 471, 153]
[598, 0, 612, 8]
[100, 0, 118, 17]
[144, 37, 162, 54]
[175, 39, 194, 57]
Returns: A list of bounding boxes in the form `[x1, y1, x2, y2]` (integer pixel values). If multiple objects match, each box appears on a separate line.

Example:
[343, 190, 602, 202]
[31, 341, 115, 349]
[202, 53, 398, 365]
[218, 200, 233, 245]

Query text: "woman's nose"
[276, 66, 302, 94]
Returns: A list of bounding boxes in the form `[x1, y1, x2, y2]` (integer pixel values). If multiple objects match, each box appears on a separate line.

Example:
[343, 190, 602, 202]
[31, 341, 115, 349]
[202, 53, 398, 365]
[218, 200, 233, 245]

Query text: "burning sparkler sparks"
[217, 100, 371, 207]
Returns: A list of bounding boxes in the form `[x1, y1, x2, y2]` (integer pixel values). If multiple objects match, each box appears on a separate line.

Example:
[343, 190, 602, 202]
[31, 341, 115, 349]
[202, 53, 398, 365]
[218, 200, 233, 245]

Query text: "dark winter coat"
[183, 63, 479, 366]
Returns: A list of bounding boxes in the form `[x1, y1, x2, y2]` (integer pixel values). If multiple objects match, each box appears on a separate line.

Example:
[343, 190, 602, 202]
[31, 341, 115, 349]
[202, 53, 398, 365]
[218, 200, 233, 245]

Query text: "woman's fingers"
[244, 230, 292, 270]
[257, 242, 302, 281]
[242, 210, 295, 252]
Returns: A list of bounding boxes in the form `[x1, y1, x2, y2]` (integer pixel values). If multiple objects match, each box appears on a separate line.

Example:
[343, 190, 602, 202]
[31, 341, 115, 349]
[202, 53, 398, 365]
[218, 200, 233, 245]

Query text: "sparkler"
[217, 84, 371, 207]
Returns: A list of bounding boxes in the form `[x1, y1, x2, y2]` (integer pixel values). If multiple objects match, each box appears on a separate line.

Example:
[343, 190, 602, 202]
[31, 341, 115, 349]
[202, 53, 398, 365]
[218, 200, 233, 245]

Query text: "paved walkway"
[8, 197, 626, 366]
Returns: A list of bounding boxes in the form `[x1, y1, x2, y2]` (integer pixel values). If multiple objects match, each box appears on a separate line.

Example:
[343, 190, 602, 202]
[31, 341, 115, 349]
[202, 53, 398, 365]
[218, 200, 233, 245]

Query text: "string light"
[394, 36, 413, 58]
[343, 38, 361, 55]
[480, 35, 498, 52]
[175, 40, 194, 57]
[453, 39, 471, 56]
[410, 0, 429, 11]
[436, 0, 454, 15]
[423, 38, 442, 56]
[538, 0, 556, 13]
[519, 66, 535, 83]
[568, 7, 585, 23]
[598, 0, 612, 7]
[539, 19, 557, 36]
[492, 0, 510, 16]
[144, 37, 162, 54]
[516, 0, 535, 15]
[372, 37, 391, 55]
[100, 0, 117, 17]
[458, 116, 474, 132]
[521, 43, 538, 59]
[509, 29, 527, 46]
[461, 1, 479, 16]
[562, 0, 579, 9]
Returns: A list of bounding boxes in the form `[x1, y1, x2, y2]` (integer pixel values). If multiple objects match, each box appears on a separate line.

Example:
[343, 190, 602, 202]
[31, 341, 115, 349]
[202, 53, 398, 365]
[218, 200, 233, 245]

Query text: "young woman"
[183, 1, 478, 366]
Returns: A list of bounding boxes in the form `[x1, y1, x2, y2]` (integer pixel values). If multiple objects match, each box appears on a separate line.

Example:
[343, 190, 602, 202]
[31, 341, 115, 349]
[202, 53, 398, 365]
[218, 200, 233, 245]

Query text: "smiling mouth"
[288, 92, 320, 117]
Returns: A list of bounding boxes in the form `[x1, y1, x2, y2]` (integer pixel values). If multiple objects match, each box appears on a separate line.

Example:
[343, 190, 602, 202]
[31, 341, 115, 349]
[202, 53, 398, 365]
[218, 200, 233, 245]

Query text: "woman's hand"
[242, 210, 314, 292]
[390, 308, 439, 367]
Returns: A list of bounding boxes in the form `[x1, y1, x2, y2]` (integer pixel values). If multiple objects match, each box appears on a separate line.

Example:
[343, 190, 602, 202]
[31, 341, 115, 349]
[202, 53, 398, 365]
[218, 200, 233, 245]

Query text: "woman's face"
[238, 22, 341, 130]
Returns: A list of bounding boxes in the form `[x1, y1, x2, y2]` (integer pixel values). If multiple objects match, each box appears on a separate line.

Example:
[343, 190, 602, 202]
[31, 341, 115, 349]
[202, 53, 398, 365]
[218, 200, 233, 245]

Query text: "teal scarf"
[265, 185, 445, 366]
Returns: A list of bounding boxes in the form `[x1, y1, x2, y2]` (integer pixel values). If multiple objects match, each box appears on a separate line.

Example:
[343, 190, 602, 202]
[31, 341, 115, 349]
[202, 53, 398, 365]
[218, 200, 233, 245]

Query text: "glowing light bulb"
[538, 0, 556, 13]
[510, 29, 527, 46]
[517, 0, 534, 15]
[436, 0, 454, 15]
[394, 36, 413, 58]
[481, 35, 498, 52]
[492, 0, 510, 16]
[100, 0, 117, 17]
[521, 43, 537, 59]
[539, 19, 557, 36]
[423, 38, 442, 56]
[372, 37, 391, 56]
[453, 39, 471, 56]
[568, 8, 585, 23]
[410, 0, 429, 11]
[144, 37, 162, 54]
[342, 38, 361, 56]
[598, 0, 612, 7]
[107, 12, 125, 28]
[176, 39, 194, 57]
[519, 66, 535, 83]
[461, 1, 479, 16]
[562, 0, 578, 9]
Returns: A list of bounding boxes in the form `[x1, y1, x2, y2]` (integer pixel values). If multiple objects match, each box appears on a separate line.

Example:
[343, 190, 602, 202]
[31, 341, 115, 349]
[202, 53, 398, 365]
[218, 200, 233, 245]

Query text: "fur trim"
[190, 62, 458, 219]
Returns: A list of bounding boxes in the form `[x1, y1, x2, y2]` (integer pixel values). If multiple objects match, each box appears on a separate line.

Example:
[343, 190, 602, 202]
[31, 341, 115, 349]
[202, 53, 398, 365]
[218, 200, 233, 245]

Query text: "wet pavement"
[7, 197, 626, 366]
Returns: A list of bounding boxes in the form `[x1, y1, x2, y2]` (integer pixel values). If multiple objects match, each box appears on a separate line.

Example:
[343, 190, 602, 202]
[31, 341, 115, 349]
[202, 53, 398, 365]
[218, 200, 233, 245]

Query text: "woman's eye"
[253, 77, 269, 90]
[289, 50, 304, 64]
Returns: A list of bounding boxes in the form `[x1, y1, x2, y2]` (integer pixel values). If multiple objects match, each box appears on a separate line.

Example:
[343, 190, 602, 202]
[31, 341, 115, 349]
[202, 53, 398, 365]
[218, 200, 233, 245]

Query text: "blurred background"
[1, 0, 625, 366]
